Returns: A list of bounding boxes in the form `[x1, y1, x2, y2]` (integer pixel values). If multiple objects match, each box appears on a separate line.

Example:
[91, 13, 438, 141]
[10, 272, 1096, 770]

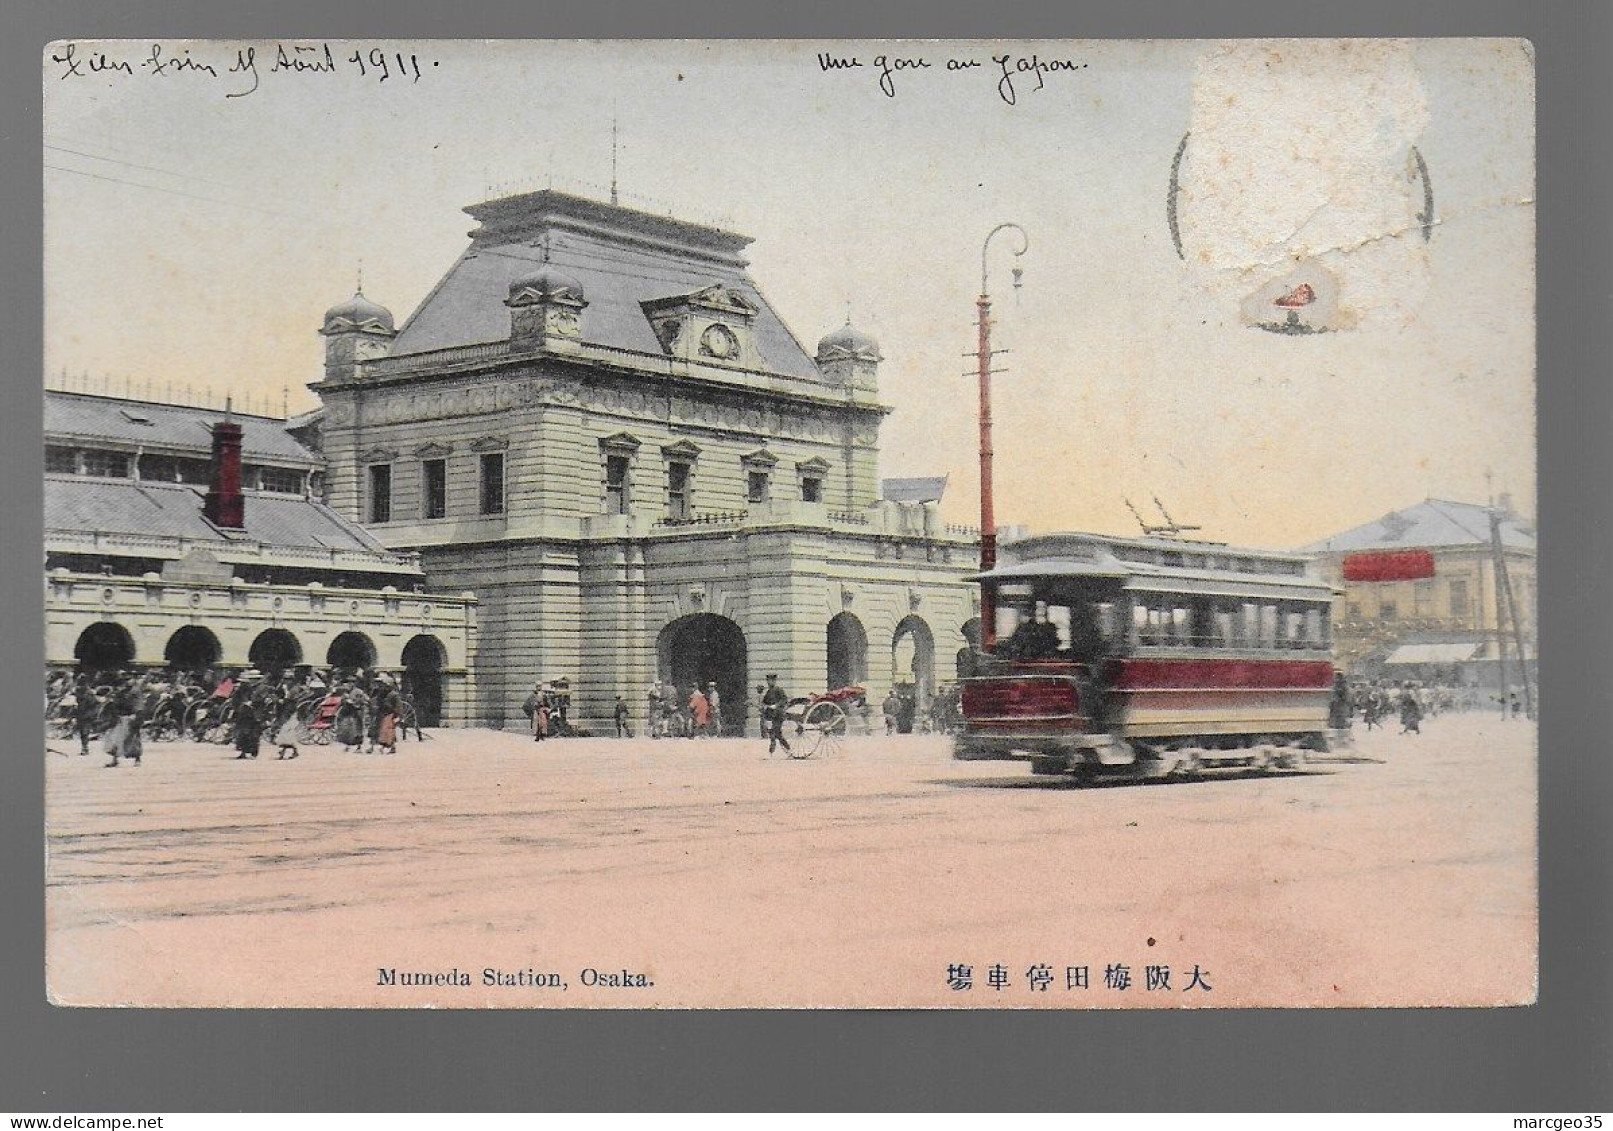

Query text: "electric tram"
[954, 532, 1340, 779]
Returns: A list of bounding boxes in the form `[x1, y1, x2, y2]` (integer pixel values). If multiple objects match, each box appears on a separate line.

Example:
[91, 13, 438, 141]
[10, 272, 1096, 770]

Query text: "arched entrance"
[401, 634, 447, 727]
[327, 630, 377, 671]
[164, 625, 221, 672]
[826, 612, 868, 690]
[891, 614, 936, 708]
[657, 614, 747, 735]
[74, 622, 135, 672]
[249, 628, 303, 674]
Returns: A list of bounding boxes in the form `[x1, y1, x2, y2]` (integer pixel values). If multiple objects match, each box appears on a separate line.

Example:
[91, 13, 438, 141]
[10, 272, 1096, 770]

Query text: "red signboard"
[1342, 550, 1436, 582]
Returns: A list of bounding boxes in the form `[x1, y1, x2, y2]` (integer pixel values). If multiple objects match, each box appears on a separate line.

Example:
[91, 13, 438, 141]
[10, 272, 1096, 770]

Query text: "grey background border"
[3, 0, 1607, 1112]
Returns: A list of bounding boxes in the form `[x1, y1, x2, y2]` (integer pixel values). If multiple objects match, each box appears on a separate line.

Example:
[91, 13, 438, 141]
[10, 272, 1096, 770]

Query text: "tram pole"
[975, 223, 1028, 655]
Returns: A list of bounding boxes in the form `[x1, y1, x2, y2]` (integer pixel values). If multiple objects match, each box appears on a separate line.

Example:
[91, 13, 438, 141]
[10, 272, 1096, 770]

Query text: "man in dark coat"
[761, 674, 791, 756]
[233, 695, 262, 759]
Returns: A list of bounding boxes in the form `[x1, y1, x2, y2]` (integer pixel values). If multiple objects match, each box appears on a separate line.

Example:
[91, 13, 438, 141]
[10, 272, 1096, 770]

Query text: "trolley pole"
[974, 223, 1028, 655]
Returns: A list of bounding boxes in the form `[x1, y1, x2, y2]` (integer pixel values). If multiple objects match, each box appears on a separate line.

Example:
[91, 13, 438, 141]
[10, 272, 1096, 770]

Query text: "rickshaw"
[782, 685, 867, 759]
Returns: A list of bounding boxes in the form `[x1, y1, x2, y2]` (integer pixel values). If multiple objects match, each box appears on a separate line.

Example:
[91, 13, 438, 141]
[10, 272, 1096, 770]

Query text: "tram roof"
[969, 532, 1337, 600]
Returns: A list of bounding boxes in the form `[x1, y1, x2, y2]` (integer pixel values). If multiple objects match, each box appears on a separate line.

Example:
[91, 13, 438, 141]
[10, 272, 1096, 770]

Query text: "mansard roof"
[389, 190, 821, 382]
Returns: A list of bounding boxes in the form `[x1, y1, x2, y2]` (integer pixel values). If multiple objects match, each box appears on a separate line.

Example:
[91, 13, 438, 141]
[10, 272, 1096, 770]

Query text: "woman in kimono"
[372, 677, 401, 755]
[336, 682, 369, 752]
[102, 680, 145, 768]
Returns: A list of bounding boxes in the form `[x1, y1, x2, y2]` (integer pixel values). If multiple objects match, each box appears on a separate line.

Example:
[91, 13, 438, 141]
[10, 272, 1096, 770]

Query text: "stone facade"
[312, 189, 980, 731]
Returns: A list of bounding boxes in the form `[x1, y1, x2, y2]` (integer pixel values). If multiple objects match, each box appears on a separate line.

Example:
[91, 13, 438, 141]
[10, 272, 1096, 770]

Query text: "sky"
[42, 38, 1534, 548]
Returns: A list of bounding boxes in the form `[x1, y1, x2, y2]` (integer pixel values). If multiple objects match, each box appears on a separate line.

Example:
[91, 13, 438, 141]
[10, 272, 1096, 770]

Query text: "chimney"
[203, 419, 246, 529]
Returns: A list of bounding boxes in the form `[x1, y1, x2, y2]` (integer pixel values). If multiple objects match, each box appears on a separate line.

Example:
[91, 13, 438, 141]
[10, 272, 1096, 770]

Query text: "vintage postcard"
[42, 38, 1535, 1008]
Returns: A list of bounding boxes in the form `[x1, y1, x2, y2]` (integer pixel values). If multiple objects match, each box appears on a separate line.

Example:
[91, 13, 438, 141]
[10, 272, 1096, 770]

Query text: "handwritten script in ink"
[815, 49, 1088, 105]
[49, 42, 441, 99]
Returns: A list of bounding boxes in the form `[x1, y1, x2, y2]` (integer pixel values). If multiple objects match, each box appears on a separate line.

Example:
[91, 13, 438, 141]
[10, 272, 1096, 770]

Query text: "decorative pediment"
[599, 432, 642, 455]
[643, 285, 758, 322]
[413, 442, 454, 458]
[662, 440, 702, 461]
[741, 448, 779, 469]
[360, 447, 398, 463]
[470, 436, 510, 452]
[796, 457, 832, 476]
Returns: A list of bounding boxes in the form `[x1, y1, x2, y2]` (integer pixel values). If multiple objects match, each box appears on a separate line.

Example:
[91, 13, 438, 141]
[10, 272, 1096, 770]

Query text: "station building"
[1298, 497, 1536, 689]
[43, 390, 479, 725]
[306, 189, 980, 732]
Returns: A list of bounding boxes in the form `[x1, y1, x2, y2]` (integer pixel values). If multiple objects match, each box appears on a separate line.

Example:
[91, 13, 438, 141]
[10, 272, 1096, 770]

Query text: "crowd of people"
[1331, 677, 1531, 737]
[641, 679, 727, 739]
[46, 665, 421, 767]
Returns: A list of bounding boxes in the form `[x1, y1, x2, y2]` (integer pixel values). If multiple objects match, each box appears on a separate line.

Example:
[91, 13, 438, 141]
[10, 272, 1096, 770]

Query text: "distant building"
[1298, 497, 1535, 689]
[306, 189, 980, 731]
[43, 390, 478, 725]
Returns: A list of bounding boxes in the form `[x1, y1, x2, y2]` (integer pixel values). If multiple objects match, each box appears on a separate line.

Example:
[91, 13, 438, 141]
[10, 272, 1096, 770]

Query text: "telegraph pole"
[971, 223, 1027, 653]
[1488, 504, 1535, 719]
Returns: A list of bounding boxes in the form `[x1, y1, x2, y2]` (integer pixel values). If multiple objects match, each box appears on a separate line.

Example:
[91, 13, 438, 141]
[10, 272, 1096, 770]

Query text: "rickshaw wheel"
[795, 700, 848, 759]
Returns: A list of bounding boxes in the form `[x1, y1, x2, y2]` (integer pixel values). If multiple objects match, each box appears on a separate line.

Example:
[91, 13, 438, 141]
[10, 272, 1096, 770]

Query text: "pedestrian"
[522, 684, 546, 743]
[338, 681, 369, 752]
[1328, 672, 1353, 731]
[373, 675, 401, 755]
[688, 685, 711, 737]
[706, 682, 724, 737]
[232, 694, 262, 760]
[882, 689, 901, 736]
[1398, 683, 1422, 735]
[72, 674, 99, 757]
[614, 695, 632, 738]
[270, 698, 302, 760]
[102, 680, 145, 768]
[647, 682, 665, 739]
[761, 673, 791, 756]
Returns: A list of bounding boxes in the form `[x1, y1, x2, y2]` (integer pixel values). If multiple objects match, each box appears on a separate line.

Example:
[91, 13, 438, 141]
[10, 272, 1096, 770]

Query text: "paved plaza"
[45, 714, 1536, 1008]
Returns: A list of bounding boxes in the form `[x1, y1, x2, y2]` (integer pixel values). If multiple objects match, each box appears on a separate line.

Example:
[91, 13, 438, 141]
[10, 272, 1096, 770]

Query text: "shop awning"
[1383, 642, 1484, 665]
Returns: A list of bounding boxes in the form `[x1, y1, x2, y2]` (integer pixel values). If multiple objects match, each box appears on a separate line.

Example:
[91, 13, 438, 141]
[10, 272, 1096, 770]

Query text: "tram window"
[1306, 607, 1323, 647]
[1259, 604, 1279, 649]
[1242, 602, 1260, 644]
[1172, 605, 1191, 644]
[1285, 608, 1308, 648]
[1318, 606, 1332, 644]
[1133, 602, 1152, 645]
[1213, 604, 1237, 647]
[1047, 605, 1072, 650]
[1095, 602, 1117, 640]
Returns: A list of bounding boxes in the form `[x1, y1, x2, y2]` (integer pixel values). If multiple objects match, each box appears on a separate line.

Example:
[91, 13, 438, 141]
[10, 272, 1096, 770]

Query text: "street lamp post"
[975, 222, 1027, 654]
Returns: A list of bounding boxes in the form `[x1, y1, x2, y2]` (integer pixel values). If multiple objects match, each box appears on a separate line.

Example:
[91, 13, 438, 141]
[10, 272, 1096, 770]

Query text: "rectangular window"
[368, 464, 392, 524]
[801, 476, 823, 503]
[1412, 580, 1433, 617]
[479, 453, 505, 516]
[45, 446, 77, 474]
[1379, 600, 1397, 621]
[176, 458, 212, 484]
[82, 450, 131, 478]
[1259, 604, 1279, 649]
[604, 454, 631, 515]
[667, 461, 692, 520]
[1448, 579, 1470, 619]
[423, 459, 447, 519]
[259, 466, 305, 494]
[1348, 601, 1363, 620]
[747, 470, 770, 504]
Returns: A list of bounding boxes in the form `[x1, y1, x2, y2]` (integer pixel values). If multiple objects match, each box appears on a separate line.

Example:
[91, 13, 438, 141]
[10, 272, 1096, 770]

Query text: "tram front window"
[992, 581, 1120, 663]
